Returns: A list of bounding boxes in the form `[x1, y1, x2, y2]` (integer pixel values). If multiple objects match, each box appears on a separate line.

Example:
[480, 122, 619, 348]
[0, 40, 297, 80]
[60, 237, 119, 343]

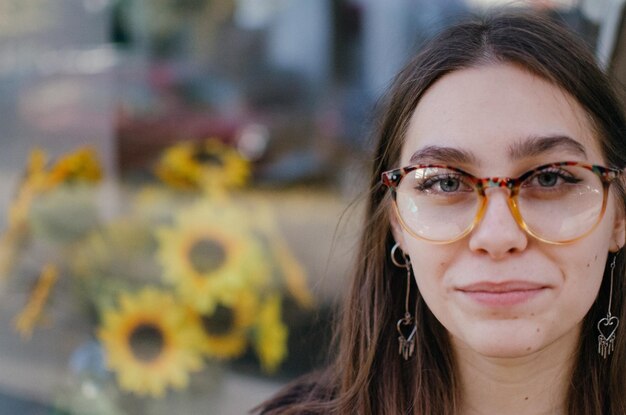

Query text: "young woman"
[256, 9, 626, 415]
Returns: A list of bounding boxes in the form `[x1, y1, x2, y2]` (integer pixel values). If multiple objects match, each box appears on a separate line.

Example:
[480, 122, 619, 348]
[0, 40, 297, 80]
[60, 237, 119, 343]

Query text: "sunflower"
[155, 138, 250, 191]
[0, 148, 101, 279]
[98, 288, 204, 398]
[198, 289, 258, 360]
[8, 147, 101, 228]
[254, 294, 288, 373]
[155, 199, 271, 313]
[46, 147, 102, 187]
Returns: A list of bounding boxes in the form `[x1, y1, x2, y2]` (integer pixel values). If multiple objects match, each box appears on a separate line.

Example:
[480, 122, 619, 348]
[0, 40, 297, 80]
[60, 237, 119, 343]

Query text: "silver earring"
[391, 243, 416, 360]
[598, 254, 619, 359]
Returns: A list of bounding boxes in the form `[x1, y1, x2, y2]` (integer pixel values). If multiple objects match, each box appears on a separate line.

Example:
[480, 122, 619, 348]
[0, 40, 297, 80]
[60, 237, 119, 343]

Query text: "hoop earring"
[598, 253, 619, 359]
[391, 243, 416, 360]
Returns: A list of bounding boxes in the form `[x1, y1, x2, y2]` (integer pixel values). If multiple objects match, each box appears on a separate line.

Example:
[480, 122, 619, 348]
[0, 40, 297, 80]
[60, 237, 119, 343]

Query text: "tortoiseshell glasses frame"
[381, 161, 623, 245]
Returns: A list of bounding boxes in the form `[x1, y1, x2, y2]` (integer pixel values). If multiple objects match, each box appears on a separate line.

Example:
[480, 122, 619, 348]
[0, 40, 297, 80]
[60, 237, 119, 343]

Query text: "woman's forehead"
[400, 63, 604, 172]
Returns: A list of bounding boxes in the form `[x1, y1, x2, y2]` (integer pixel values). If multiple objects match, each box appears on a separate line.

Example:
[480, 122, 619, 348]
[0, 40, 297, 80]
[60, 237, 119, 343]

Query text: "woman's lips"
[456, 281, 550, 307]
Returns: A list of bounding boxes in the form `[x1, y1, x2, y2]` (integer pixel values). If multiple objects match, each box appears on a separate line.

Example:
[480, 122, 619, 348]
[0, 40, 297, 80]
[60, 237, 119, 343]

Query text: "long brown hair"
[257, 9, 626, 415]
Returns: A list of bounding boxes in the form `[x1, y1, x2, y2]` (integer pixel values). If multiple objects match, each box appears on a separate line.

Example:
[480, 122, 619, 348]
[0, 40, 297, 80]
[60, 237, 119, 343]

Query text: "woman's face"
[393, 63, 625, 358]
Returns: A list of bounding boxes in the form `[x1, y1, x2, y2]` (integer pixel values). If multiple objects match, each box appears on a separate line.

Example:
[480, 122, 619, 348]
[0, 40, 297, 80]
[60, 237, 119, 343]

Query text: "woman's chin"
[450, 321, 551, 359]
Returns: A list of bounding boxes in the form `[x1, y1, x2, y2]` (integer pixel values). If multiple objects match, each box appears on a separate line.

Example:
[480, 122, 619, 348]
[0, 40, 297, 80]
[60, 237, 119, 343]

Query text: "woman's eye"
[525, 169, 580, 188]
[536, 172, 558, 187]
[438, 178, 460, 192]
[416, 174, 470, 193]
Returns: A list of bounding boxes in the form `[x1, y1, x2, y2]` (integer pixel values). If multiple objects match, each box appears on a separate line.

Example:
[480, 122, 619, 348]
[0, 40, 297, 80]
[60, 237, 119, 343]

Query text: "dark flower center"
[201, 305, 235, 336]
[189, 239, 227, 275]
[129, 323, 165, 362]
[193, 149, 224, 167]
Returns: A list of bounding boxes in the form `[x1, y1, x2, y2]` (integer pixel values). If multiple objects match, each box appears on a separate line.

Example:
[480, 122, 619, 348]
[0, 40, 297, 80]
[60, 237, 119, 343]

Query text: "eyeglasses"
[381, 161, 622, 245]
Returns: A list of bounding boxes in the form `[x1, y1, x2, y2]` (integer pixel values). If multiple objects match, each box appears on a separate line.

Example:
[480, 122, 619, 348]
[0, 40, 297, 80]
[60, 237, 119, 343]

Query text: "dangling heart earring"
[391, 243, 416, 360]
[598, 254, 619, 359]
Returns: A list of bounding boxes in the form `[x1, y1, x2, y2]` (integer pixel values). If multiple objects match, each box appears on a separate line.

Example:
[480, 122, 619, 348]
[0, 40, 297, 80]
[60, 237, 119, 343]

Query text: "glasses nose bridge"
[477, 176, 516, 197]
[474, 175, 526, 231]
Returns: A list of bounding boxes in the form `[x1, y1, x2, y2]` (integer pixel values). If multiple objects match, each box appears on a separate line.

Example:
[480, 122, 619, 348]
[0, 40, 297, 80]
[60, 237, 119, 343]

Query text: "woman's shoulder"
[254, 370, 337, 415]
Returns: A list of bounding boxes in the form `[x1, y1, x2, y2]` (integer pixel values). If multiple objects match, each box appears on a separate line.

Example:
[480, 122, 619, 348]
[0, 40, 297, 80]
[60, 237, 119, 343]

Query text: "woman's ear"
[609, 211, 625, 253]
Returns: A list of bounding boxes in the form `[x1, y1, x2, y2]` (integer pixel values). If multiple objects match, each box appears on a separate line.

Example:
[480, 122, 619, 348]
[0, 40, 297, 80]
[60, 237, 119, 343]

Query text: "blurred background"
[0, 0, 624, 413]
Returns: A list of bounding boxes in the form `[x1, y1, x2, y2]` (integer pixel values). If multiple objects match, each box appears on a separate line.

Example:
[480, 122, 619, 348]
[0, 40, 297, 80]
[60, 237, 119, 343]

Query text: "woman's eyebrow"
[507, 135, 587, 160]
[408, 135, 587, 166]
[409, 146, 479, 166]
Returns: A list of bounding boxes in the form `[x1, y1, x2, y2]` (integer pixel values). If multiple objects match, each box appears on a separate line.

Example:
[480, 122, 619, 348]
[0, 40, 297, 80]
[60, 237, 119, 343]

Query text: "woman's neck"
[453, 328, 579, 415]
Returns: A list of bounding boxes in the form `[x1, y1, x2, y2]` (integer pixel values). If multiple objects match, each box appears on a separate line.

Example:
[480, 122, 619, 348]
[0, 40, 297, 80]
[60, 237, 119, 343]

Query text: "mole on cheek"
[526, 346, 532, 351]
[587, 263, 590, 268]
[536, 328, 540, 333]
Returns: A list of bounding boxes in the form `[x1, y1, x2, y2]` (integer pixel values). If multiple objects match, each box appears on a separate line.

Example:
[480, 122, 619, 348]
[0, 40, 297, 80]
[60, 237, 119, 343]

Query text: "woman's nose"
[467, 188, 528, 259]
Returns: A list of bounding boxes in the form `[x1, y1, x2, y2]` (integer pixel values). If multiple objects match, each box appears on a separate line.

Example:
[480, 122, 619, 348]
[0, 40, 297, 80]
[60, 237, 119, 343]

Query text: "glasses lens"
[395, 167, 480, 242]
[517, 165, 605, 242]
